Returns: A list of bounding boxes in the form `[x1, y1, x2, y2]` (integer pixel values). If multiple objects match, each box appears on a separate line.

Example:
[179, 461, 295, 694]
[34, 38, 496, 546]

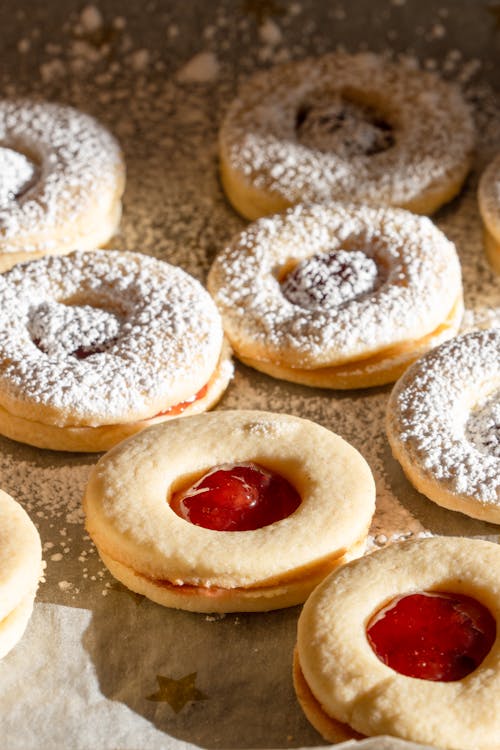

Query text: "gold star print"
[242, 0, 285, 24]
[487, 3, 500, 28]
[147, 673, 208, 713]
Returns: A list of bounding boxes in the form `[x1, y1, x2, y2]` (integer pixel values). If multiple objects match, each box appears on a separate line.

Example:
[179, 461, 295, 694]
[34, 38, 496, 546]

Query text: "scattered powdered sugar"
[281, 249, 379, 311]
[176, 52, 220, 83]
[390, 330, 500, 503]
[0, 147, 38, 206]
[0, 250, 223, 425]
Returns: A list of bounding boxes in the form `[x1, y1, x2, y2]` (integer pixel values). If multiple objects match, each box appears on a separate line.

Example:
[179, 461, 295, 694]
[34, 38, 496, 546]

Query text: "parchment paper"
[0, 1, 499, 748]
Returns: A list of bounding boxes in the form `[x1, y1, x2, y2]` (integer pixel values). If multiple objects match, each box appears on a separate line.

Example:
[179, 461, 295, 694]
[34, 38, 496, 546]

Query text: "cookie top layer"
[220, 51, 474, 213]
[208, 203, 462, 369]
[387, 329, 500, 517]
[84, 410, 376, 589]
[0, 250, 224, 427]
[0, 99, 125, 254]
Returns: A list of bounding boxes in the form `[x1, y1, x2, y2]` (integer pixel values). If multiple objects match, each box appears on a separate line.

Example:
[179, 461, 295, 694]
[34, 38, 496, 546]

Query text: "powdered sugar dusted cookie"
[0, 489, 42, 659]
[0, 99, 125, 271]
[208, 203, 463, 389]
[219, 52, 475, 219]
[478, 153, 500, 273]
[386, 329, 500, 522]
[84, 410, 376, 612]
[295, 536, 500, 750]
[0, 250, 233, 452]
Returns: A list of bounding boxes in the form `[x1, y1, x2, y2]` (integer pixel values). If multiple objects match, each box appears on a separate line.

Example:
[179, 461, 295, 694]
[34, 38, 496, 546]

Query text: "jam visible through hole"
[366, 591, 496, 681]
[0, 146, 39, 205]
[295, 96, 394, 157]
[170, 462, 301, 531]
[281, 249, 379, 311]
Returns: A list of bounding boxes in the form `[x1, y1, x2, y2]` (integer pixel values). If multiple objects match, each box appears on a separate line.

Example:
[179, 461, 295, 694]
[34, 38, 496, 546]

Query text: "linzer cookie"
[294, 536, 500, 749]
[219, 52, 475, 219]
[0, 250, 233, 452]
[478, 153, 500, 273]
[387, 329, 500, 523]
[0, 100, 125, 271]
[0, 489, 42, 659]
[83, 410, 376, 612]
[208, 203, 463, 389]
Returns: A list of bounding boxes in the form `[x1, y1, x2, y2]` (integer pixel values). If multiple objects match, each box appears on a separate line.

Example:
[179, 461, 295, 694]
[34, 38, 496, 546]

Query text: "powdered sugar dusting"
[0, 100, 124, 253]
[281, 249, 379, 310]
[390, 330, 500, 503]
[0, 147, 38, 206]
[220, 51, 475, 208]
[208, 202, 461, 368]
[0, 250, 223, 425]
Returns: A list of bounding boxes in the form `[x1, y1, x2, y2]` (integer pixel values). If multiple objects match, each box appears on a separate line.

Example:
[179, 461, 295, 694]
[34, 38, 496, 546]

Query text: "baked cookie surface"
[208, 203, 462, 388]
[386, 329, 500, 522]
[0, 489, 42, 659]
[295, 536, 500, 750]
[219, 52, 475, 219]
[0, 100, 125, 271]
[84, 410, 376, 612]
[0, 249, 232, 452]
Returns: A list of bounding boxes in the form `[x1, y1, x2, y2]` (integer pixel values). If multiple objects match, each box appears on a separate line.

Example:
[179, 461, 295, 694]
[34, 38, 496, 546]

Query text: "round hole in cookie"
[366, 590, 496, 682]
[170, 461, 302, 531]
[295, 89, 395, 157]
[0, 146, 39, 205]
[280, 249, 380, 311]
[27, 299, 123, 360]
[465, 390, 500, 459]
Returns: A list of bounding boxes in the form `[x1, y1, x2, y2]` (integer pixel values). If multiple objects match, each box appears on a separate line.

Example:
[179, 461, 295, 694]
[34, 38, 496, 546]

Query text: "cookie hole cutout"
[465, 390, 500, 459]
[0, 145, 39, 205]
[280, 249, 380, 311]
[169, 461, 301, 531]
[295, 91, 395, 157]
[366, 591, 496, 682]
[27, 300, 122, 359]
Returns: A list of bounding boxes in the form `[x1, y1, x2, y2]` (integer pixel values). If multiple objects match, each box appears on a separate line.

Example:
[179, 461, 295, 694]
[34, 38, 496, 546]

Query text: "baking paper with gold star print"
[147, 673, 208, 713]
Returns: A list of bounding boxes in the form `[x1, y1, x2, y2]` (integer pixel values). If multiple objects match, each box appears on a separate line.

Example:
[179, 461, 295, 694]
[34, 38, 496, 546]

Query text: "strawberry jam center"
[170, 462, 301, 531]
[366, 591, 496, 681]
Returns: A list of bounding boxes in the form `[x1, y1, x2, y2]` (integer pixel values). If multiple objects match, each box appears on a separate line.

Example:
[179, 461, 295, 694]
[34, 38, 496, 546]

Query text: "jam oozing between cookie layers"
[281, 249, 379, 311]
[170, 462, 301, 531]
[366, 591, 496, 681]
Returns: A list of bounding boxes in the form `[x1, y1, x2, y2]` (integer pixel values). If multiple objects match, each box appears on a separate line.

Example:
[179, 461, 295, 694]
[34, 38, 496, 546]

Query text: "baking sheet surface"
[0, 1, 499, 748]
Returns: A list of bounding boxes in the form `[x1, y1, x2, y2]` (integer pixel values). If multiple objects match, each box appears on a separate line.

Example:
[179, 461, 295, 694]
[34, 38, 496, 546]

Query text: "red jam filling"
[170, 462, 301, 531]
[154, 384, 209, 418]
[366, 591, 496, 681]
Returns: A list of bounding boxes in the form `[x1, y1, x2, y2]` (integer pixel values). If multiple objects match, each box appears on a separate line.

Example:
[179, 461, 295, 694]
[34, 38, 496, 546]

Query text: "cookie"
[0, 489, 42, 659]
[478, 153, 500, 273]
[0, 250, 233, 452]
[208, 203, 462, 388]
[295, 536, 500, 749]
[0, 100, 125, 271]
[386, 329, 500, 522]
[219, 52, 474, 220]
[84, 410, 376, 612]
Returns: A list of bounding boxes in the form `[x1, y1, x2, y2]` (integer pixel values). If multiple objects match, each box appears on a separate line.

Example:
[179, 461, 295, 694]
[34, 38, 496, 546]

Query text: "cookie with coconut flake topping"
[219, 52, 475, 220]
[0, 250, 232, 452]
[0, 99, 125, 271]
[208, 202, 463, 389]
[386, 329, 500, 522]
